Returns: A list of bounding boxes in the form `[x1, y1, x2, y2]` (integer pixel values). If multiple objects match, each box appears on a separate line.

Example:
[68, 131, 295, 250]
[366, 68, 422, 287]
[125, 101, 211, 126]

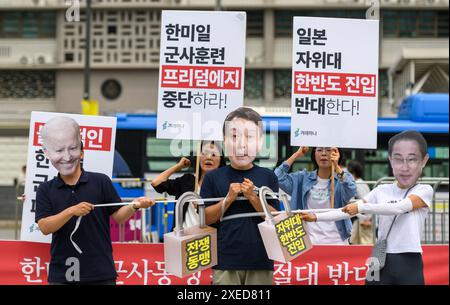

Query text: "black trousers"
[366, 253, 425, 285]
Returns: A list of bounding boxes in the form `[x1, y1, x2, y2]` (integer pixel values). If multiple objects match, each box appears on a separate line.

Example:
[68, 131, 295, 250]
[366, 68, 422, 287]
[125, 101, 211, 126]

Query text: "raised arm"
[151, 157, 190, 188]
[274, 146, 308, 195]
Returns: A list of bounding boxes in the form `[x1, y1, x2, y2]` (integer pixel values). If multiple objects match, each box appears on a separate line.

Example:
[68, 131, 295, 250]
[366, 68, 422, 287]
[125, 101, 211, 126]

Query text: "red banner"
[293, 71, 377, 97]
[161, 65, 242, 90]
[33, 122, 112, 151]
[0, 241, 447, 285]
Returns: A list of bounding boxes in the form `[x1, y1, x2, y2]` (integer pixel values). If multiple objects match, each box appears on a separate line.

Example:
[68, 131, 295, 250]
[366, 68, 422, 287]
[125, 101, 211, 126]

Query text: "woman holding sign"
[301, 131, 433, 285]
[152, 140, 226, 231]
[274, 147, 356, 245]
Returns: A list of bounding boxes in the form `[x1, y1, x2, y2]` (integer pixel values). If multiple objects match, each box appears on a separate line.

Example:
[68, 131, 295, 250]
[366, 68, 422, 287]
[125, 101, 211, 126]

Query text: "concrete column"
[263, 9, 275, 105]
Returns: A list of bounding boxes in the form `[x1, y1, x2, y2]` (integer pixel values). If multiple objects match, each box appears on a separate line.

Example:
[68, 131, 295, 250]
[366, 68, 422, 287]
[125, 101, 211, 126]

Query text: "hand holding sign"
[330, 147, 340, 169]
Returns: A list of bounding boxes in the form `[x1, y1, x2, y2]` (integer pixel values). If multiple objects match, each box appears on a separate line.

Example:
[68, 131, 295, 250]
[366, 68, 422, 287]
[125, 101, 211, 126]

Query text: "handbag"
[370, 184, 417, 270]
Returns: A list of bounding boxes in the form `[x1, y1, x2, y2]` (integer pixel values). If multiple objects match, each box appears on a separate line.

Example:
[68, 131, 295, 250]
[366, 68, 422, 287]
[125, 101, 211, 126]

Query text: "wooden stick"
[331, 163, 335, 209]
[194, 140, 201, 194]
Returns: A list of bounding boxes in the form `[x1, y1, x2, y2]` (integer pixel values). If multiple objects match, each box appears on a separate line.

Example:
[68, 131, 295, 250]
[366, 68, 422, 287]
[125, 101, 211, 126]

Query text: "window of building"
[382, 10, 449, 38]
[274, 69, 291, 99]
[438, 10, 449, 37]
[247, 10, 264, 38]
[379, 69, 389, 98]
[244, 70, 264, 99]
[0, 11, 56, 38]
[0, 71, 56, 98]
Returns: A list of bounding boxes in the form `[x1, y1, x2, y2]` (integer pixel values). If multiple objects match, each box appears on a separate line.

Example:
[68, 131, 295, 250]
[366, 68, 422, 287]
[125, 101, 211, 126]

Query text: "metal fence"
[14, 177, 449, 244]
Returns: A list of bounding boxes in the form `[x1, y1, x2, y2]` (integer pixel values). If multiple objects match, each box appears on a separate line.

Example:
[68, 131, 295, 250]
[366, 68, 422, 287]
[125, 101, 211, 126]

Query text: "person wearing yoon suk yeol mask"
[201, 107, 280, 285]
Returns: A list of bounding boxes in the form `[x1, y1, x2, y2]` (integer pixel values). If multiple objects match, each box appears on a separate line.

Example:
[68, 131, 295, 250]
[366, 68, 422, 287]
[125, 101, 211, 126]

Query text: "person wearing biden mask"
[35, 116, 154, 285]
[301, 130, 433, 285]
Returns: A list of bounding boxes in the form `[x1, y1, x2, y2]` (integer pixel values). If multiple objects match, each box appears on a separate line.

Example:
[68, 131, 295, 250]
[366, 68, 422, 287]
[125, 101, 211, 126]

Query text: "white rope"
[69, 190, 340, 253]
[221, 208, 337, 222]
[70, 216, 83, 254]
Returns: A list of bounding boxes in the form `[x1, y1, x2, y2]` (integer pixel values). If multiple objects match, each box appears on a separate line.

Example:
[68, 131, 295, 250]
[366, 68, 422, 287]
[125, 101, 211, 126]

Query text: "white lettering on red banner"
[161, 65, 241, 90]
[2, 242, 447, 285]
[294, 71, 376, 97]
[33, 122, 112, 151]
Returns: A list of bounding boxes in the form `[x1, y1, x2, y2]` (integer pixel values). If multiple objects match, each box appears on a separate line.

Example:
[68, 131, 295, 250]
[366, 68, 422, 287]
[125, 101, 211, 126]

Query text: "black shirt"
[152, 173, 196, 231]
[35, 170, 121, 283]
[200, 165, 280, 271]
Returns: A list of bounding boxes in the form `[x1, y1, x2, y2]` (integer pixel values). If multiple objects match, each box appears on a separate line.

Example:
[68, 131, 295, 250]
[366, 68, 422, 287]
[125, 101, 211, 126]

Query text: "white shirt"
[364, 183, 433, 253]
[306, 178, 349, 245]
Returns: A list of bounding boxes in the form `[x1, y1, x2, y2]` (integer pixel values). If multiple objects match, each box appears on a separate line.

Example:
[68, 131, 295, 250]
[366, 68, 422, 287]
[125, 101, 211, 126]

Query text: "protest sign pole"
[194, 141, 201, 194]
[331, 163, 335, 209]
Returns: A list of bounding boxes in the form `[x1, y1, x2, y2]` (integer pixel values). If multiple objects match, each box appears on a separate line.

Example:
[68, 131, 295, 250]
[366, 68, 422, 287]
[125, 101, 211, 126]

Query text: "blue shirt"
[274, 162, 356, 241]
[35, 170, 121, 283]
[200, 165, 280, 271]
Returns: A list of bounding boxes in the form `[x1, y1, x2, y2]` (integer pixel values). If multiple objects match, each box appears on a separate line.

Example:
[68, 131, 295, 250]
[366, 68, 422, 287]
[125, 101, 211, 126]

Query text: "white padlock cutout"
[258, 186, 313, 263]
[164, 191, 218, 278]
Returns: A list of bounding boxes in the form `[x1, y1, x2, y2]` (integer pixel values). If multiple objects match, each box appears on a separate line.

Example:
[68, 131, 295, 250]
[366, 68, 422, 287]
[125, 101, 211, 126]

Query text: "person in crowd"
[152, 140, 226, 230]
[201, 107, 280, 285]
[274, 146, 356, 245]
[301, 131, 433, 285]
[36, 116, 154, 285]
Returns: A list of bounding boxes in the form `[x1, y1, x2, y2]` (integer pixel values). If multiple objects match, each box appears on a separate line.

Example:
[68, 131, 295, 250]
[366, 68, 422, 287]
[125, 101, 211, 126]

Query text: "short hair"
[222, 107, 264, 136]
[40, 116, 80, 150]
[310, 147, 344, 171]
[347, 160, 364, 179]
[388, 130, 428, 158]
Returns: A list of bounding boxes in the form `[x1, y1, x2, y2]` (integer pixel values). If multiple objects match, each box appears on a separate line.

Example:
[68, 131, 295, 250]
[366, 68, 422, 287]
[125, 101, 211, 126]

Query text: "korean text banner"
[291, 17, 379, 149]
[20, 112, 117, 243]
[1, 241, 447, 285]
[157, 10, 246, 141]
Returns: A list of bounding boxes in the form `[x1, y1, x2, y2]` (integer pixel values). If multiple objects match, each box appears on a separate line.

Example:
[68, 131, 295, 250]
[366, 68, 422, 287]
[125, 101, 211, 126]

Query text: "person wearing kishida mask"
[35, 116, 154, 285]
[301, 131, 433, 285]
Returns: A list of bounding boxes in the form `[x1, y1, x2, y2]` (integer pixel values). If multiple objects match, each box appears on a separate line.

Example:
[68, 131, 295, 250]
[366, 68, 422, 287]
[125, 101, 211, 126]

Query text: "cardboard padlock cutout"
[164, 191, 217, 278]
[258, 186, 313, 263]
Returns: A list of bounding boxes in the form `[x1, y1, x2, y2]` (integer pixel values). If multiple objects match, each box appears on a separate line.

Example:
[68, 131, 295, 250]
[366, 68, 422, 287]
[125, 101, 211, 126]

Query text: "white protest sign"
[20, 112, 117, 243]
[157, 10, 246, 141]
[291, 17, 379, 149]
